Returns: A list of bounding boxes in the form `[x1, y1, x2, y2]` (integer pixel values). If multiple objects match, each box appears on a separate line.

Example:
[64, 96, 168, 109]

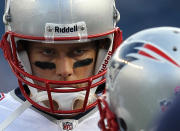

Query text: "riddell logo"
[99, 51, 112, 73]
[55, 25, 78, 33]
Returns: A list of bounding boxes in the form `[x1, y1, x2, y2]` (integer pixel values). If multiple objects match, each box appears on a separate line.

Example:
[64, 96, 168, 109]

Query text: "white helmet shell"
[4, 0, 119, 37]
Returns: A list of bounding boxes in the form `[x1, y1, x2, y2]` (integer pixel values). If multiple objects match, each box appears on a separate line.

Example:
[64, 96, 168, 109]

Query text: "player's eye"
[42, 48, 55, 56]
[73, 49, 86, 56]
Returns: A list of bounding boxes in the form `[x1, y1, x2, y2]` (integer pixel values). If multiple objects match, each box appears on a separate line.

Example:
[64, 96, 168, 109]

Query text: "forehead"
[28, 41, 96, 49]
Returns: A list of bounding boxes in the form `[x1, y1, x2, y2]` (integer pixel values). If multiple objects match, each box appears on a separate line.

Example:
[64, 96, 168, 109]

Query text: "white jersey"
[0, 91, 100, 131]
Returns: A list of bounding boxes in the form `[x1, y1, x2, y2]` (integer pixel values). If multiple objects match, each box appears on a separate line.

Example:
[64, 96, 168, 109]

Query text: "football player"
[0, 0, 122, 130]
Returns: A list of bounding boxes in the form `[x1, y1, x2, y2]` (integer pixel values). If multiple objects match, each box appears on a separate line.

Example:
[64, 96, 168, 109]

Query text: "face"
[27, 41, 97, 87]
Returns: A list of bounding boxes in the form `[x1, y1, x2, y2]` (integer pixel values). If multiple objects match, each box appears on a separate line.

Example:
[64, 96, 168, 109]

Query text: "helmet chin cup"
[32, 88, 97, 111]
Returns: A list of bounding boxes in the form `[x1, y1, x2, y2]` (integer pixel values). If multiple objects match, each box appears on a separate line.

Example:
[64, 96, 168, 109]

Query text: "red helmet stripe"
[144, 44, 180, 67]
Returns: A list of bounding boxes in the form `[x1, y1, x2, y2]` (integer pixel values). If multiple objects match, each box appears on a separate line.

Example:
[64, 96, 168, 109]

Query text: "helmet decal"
[45, 22, 88, 42]
[160, 99, 172, 112]
[98, 51, 113, 73]
[138, 43, 180, 67]
[119, 42, 180, 69]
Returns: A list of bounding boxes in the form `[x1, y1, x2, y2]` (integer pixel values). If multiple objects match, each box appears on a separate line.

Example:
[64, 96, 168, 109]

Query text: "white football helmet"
[0, 0, 122, 115]
[98, 27, 180, 131]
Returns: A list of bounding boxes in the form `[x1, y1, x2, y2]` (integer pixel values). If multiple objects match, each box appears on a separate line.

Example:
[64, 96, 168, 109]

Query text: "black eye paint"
[34, 61, 56, 69]
[34, 58, 93, 70]
[73, 58, 93, 68]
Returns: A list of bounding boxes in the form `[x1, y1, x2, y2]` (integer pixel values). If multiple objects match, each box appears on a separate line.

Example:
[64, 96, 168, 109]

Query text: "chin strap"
[0, 100, 32, 131]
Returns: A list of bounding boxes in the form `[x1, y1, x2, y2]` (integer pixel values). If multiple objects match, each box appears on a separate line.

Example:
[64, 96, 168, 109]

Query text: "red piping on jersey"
[0, 93, 5, 101]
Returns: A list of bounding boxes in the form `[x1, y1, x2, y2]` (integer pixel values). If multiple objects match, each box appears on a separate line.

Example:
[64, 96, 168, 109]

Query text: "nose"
[55, 57, 73, 79]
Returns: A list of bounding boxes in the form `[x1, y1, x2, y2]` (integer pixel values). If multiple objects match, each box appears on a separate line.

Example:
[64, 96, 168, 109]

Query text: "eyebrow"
[30, 42, 96, 50]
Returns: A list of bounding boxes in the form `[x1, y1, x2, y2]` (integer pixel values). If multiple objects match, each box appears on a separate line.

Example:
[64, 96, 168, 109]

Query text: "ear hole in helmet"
[173, 46, 178, 52]
[117, 118, 127, 131]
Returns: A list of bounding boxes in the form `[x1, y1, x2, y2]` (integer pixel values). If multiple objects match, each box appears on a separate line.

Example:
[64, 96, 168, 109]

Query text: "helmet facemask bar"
[16, 71, 106, 114]
[1, 28, 122, 115]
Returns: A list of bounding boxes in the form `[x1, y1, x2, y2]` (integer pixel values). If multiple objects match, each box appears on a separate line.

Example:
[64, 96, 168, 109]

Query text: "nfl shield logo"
[58, 119, 78, 131]
[160, 99, 171, 112]
[63, 122, 73, 130]
[174, 86, 180, 96]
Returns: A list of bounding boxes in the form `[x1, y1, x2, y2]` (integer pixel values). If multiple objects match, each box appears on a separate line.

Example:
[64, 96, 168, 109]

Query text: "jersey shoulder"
[0, 92, 20, 106]
[75, 109, 100, 131]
